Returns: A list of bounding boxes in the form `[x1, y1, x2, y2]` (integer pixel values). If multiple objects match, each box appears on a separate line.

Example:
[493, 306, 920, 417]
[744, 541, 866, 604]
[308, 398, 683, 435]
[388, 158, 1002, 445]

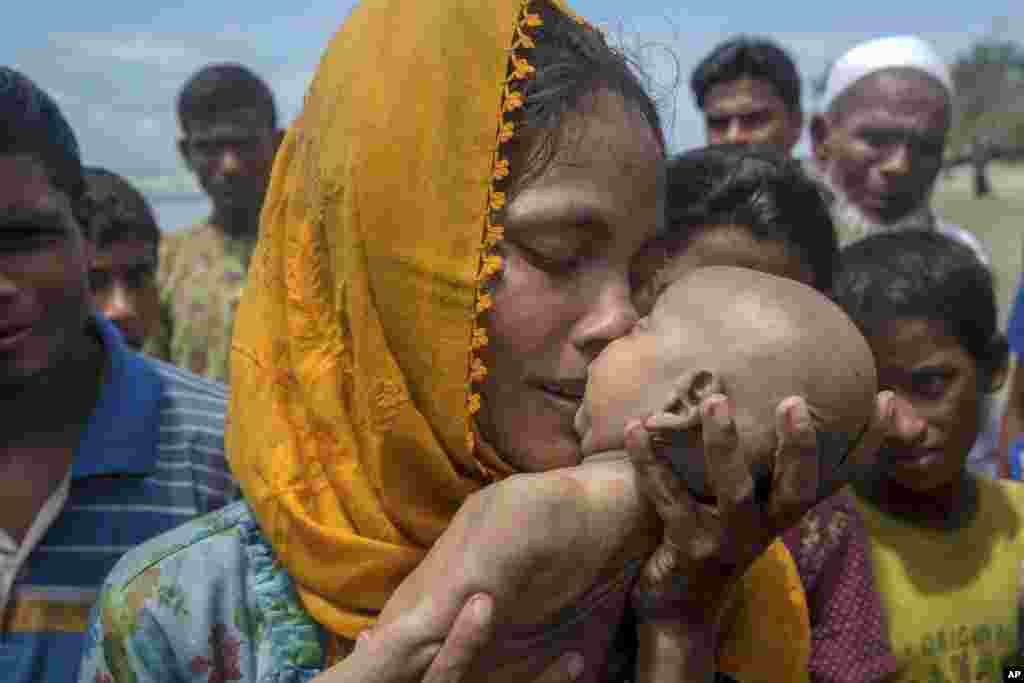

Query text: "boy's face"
[89, 238, 159, 350]
[179, 107, 278, 220]
[871, 318, 983, 492]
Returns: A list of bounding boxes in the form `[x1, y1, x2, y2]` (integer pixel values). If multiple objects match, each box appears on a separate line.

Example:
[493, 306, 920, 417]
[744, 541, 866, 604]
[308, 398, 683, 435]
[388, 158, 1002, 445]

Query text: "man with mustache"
[152, 63, 283, 383]
[691, 36, 804, 156]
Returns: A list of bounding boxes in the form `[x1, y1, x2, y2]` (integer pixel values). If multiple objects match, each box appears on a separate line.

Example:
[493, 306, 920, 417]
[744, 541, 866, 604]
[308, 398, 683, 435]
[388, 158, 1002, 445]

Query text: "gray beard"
[803, 160, 936, 243]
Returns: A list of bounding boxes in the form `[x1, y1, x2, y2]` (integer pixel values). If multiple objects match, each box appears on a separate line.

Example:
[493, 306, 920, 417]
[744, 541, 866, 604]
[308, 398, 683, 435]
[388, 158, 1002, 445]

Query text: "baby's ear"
[645, 369, 723, 431]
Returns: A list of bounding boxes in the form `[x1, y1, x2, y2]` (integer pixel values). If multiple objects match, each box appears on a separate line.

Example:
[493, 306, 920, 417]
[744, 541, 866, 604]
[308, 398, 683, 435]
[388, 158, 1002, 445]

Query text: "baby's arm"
[376, 455, 659, 637]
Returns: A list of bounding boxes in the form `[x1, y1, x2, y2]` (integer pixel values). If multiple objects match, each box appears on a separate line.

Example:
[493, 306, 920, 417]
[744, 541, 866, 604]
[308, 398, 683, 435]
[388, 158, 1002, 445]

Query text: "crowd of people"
[2, 1, 1024, 682]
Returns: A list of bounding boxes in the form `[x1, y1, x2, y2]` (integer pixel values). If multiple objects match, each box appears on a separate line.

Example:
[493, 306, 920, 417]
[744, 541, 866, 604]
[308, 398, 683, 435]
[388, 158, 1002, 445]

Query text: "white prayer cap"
[821, 35, 954, 113]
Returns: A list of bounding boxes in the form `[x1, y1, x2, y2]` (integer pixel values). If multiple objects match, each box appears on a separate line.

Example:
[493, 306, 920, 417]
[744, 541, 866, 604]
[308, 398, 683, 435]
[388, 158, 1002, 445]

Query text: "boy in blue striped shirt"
[0, 67, 237, 682]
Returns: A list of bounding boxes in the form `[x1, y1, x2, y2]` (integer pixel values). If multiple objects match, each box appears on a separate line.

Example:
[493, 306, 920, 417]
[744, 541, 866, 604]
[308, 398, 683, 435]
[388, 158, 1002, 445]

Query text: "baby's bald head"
[578, 266, 876, 498]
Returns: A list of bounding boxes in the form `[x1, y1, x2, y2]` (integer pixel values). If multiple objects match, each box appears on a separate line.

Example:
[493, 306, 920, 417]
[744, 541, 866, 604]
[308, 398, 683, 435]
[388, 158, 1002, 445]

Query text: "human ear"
[982, 335, 1010, 393]
[178, 138, 195, 172]
[644, 369, 723, 431]
[809, 114, 832, 163]
[644, 369, 724, 502]
[785, 108, 804, 154]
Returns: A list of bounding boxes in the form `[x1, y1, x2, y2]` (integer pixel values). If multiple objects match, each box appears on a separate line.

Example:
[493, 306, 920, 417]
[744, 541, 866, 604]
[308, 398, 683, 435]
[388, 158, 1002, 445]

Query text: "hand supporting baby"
[627, 390, 909, 683]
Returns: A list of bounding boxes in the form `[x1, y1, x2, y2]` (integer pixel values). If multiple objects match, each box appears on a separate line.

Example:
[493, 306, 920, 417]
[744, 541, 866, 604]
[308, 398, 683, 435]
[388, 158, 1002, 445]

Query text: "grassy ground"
[933, 161, 1024, 327]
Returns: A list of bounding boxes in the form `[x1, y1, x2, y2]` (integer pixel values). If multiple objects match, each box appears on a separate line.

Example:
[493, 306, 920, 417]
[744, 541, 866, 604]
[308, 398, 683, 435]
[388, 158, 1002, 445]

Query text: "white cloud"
[13, 30, 318, 192]
[69, 35, 200, 66]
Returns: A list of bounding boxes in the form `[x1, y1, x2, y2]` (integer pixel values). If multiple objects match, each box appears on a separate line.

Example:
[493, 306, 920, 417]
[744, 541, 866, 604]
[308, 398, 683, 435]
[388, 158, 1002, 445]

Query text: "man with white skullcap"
[809, 36, 1003, 477]
[809, 35, 989, 264]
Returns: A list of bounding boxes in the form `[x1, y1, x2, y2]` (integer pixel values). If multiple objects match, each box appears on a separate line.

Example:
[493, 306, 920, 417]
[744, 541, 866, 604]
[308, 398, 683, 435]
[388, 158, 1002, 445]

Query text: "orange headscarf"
[229, 0, 549, 639]
[228, 3, 810, 679]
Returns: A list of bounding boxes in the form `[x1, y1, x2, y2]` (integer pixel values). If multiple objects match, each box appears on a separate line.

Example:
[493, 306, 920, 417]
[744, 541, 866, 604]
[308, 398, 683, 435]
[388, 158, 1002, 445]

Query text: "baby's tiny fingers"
[771, 397, 819, 529]
[701, 396, 754, 514]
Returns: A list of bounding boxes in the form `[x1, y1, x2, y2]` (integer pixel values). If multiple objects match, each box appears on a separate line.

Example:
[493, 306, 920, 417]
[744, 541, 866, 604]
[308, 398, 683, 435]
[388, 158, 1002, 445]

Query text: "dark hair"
[0, 67, 87, 216]
[833, 230, 1007, 388]
[81, 167, 160, 250]
[177, 63, 277, 133]
[506, 1, 664, 190]
[690, 36, 802, 115]
[664, 144, 837, 292]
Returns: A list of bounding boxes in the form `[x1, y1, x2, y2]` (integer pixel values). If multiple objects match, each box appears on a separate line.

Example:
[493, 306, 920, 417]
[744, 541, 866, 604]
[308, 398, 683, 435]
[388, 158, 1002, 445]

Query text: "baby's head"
[576, 266, 877, 500]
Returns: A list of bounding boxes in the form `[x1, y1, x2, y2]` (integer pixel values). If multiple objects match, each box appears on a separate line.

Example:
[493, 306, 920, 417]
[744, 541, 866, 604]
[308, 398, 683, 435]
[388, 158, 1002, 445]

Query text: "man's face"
[702, 77, 802, 153]
[180, 107, 278, 220]
[812, 70, 950, 225]
[0, 155, 93, 385]
[89, 239, 159, 350]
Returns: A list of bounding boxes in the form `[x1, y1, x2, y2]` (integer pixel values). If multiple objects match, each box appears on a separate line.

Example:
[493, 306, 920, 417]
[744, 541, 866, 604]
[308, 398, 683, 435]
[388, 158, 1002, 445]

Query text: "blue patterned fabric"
[79, 501, 328, 683]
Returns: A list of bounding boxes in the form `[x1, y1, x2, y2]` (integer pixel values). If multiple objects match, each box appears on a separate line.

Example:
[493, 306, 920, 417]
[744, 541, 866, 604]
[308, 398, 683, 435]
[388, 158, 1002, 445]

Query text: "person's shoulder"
[984, 477, 1024, 510]
[100, 500, 254, 593]
[148, 357, 229, 455]
[935, 219, 991, 265]
[158, 221, 219, 267]
[149, 356, 228, 406]
[169, 219, 218, 241]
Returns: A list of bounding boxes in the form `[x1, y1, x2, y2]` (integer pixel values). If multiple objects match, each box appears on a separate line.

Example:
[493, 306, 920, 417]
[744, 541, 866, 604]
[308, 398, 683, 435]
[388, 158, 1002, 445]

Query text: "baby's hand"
[628, 390, 903, 627]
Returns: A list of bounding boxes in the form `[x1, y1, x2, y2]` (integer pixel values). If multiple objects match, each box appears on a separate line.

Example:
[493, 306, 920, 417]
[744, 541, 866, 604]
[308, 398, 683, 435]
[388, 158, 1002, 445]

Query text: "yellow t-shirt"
[855, 477, 1024, 682]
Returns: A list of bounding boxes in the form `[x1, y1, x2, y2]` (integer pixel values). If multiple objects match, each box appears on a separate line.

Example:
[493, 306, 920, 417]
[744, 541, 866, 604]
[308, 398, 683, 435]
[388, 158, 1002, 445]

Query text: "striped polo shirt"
[0, 315, 237, 683]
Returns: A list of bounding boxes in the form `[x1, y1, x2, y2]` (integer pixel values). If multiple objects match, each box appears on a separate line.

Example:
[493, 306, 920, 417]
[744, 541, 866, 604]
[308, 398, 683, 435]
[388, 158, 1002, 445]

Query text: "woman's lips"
[540, 386, 583, 404]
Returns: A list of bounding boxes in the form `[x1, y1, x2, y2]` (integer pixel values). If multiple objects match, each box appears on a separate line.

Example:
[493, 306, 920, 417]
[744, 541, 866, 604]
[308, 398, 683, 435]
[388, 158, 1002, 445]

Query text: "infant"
[375, 266, 877, 683]
[577, 265, 877, 502]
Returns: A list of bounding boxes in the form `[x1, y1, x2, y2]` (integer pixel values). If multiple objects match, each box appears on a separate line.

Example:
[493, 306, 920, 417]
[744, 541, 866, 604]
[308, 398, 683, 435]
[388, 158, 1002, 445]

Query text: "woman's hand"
[315, 593, 585, 683]
[627, 389, 923, 627]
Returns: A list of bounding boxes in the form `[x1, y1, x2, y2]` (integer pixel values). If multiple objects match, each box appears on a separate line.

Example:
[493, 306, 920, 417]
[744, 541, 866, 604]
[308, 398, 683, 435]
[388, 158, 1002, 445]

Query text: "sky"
[7, 0, 1024, 197]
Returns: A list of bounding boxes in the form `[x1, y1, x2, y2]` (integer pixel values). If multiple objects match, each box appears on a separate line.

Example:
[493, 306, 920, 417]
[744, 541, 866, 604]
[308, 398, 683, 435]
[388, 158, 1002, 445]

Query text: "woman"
[80, 1, 917, 682]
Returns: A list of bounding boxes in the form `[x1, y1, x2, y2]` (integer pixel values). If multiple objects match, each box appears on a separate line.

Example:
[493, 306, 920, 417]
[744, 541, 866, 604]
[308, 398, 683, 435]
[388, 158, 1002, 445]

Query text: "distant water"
[147, 194, 210, 234]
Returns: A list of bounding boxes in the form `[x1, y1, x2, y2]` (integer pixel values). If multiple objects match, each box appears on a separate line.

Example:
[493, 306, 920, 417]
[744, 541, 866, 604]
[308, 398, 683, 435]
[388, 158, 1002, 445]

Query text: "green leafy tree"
[948, 22, 1024, 154]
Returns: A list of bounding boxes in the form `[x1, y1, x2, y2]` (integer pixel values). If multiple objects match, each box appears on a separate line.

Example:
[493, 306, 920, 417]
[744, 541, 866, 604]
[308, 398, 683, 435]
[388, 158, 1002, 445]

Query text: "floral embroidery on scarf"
[465, 0, 542, 460]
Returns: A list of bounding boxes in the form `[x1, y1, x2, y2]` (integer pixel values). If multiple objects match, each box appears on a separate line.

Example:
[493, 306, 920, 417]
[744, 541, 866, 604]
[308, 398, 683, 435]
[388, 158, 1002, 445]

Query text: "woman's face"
[476, 90, 665, 472]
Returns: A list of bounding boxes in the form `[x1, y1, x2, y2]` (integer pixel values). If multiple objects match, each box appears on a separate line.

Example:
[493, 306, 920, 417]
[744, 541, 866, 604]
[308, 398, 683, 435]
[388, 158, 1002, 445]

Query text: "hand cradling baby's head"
[576, 266, 877, 501]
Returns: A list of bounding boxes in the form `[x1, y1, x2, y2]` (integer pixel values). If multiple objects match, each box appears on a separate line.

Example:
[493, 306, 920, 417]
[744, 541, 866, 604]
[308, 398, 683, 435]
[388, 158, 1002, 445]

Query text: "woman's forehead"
[506, 104, 663, 239]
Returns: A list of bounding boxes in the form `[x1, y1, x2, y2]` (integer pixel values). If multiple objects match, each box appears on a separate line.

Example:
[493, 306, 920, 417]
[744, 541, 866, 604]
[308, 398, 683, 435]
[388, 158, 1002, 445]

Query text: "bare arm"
[1002, 357, 1024, 477]
[313, 593, 584, 683]
[635, 620, 719, 683]
[377, 458, 659, 632]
